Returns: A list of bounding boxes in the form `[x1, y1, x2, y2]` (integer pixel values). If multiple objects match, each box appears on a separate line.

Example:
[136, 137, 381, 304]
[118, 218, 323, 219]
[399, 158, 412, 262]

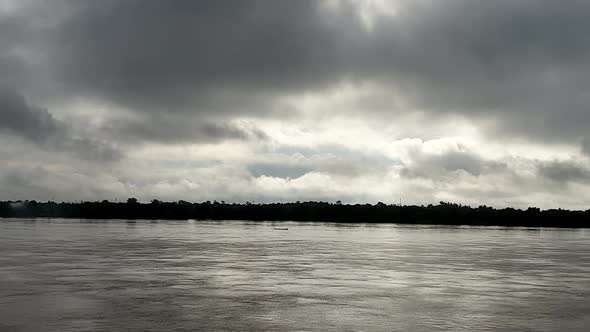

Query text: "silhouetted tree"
[0, 199, 588, 228]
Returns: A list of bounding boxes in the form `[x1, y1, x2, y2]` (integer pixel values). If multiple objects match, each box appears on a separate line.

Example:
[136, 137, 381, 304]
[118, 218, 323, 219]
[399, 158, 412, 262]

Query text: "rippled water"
[0, 219, 589, 331]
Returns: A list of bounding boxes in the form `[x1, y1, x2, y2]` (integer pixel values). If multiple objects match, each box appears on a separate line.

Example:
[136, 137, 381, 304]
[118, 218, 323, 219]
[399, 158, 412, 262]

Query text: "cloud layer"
[1, 0, 590, 208]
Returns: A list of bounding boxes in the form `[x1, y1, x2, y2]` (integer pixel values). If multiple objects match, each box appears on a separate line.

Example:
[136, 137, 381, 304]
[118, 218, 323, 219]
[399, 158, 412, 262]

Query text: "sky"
[1, 0, 590, 209]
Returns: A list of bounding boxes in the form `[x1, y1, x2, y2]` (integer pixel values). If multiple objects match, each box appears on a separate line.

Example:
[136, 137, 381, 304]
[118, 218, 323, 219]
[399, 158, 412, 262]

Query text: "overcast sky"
[2, 0, 590, 208]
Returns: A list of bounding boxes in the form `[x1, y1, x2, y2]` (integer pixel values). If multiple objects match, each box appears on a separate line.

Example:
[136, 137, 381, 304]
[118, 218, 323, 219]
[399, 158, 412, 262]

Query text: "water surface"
[1, 219, 589, 331]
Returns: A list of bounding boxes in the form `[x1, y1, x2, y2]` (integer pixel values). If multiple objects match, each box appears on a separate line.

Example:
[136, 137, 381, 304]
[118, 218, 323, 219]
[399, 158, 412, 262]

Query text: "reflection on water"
[1, 219, 589, 331]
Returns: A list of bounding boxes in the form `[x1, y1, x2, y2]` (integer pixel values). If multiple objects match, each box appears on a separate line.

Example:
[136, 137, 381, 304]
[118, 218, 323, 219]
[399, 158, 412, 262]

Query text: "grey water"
[0, 219, 589, 332]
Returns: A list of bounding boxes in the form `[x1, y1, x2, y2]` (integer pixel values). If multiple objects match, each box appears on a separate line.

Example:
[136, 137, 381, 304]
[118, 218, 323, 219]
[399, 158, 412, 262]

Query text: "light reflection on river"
[1, 219, 589, 331]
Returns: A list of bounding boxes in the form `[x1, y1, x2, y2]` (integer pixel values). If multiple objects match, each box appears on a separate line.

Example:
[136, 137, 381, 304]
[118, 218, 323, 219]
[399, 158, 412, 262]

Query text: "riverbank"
[2, 200, 589, 228]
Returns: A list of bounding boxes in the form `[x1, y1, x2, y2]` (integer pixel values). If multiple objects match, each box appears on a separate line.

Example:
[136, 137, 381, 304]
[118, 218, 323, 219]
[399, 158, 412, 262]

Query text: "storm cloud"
[0, 89, 61, 142]
[0, 88, 120, 161]
[538, 160, 590, 184]
[50, 0, 357, 115]
[33, 0, 590, 142]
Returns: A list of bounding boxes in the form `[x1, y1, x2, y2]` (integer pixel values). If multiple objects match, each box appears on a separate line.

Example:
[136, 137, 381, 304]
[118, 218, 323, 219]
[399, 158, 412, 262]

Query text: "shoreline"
[2, 200, 589, 228]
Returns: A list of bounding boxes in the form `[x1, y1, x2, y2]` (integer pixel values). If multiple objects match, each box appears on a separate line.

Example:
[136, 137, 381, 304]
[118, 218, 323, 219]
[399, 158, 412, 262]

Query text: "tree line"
[1, 199, 589, 227]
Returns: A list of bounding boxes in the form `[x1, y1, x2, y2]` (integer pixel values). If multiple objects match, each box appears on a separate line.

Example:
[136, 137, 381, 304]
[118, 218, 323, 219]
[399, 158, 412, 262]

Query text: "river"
[1, 219, 589, 331]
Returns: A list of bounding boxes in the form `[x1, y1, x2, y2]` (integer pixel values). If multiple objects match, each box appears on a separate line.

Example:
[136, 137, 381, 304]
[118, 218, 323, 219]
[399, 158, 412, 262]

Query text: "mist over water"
[1, 219, 589, 331]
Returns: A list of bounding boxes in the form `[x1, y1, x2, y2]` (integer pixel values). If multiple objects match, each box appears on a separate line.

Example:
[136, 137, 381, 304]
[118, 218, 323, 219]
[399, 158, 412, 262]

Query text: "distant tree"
[0, 199, 588, 228]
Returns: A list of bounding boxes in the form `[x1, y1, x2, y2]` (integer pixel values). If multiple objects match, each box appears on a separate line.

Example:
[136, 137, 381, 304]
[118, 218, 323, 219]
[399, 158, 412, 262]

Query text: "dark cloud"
[3, 0, 589, 143]
[103, 116, 267, 145]
[0, 88, 62, 141]
[0, 88, 120, 161]
[0, 10, 46, 95]
[42, 0, 590, 142]
[0, 13, 31, 51]
[0, 55, 28, 90]
[360, 0, 590, 142]
[538, 160, 590, 184]
[582, 138, 590, 156]
[50, 0, 358, 115]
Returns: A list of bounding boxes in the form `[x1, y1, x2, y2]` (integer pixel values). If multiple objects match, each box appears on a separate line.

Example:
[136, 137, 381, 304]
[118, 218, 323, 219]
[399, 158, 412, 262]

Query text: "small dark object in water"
[274, 227, 288, 230]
